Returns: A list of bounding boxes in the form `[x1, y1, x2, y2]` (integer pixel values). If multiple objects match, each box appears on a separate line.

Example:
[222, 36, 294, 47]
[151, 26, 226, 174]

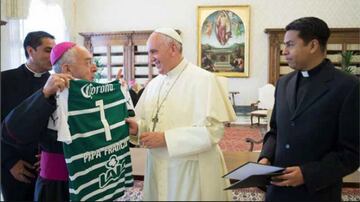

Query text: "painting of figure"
[198, 6, 250, 77]
[215, 11, 232, 45]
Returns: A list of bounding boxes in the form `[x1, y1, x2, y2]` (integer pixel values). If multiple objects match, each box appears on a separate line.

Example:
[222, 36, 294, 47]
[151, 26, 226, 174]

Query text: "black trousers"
[34, 176, 69, 202]
[1, 169, 36, 201]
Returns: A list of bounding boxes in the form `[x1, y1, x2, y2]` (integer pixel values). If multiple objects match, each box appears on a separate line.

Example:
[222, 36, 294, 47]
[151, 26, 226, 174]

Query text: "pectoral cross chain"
[150, 64, 189, 133]
[152, 113, 159, 132]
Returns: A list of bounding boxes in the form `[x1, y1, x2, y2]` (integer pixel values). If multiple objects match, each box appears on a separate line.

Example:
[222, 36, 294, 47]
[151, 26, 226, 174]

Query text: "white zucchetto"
[154, 28, 182, 44]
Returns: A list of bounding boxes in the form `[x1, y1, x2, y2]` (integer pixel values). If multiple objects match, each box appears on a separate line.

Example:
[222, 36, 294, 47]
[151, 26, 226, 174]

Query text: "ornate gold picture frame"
[197, 5, 250, 77]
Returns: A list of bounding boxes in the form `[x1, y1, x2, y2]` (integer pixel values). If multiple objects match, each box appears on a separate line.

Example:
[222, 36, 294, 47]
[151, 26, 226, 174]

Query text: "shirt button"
[290, 122, 295, 126]
[285, 144, 290, 149]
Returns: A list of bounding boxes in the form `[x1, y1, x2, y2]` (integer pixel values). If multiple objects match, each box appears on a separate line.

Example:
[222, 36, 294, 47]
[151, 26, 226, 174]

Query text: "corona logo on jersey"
[99, 155, 126, 188]
[80, 83, 115, 99]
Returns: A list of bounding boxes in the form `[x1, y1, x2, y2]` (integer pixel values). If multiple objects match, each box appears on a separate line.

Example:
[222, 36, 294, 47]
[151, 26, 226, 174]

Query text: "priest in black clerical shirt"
[258, 17, 359, 202]
[1, 31, 55, 201]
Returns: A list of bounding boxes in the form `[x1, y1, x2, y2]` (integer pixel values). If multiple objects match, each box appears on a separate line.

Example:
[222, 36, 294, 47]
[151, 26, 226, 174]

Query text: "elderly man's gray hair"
[158, 34, 183, 54]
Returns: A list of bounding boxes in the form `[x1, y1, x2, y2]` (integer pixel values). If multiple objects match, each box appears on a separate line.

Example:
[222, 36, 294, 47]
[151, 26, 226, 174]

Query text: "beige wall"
[2, 0, 360, 105]
[72, 0, 360, 105]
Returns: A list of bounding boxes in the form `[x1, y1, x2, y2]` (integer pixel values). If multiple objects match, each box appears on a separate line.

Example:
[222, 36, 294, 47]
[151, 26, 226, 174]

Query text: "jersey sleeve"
[54, 88, 72, 144]
[119, 81, 135, 117]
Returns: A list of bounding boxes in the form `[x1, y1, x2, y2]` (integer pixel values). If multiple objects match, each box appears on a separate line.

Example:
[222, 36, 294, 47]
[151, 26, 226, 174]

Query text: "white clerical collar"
[166, 58, 187, 78]
[25, 63, 47, 78]
[301, 71, 309, 77]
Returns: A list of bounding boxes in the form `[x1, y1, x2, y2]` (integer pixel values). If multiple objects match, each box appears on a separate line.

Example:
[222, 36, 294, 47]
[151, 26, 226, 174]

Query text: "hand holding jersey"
[125, 113, 168, 149]
[42, 73, 73, 98]
[139, 131, 166, 148]
[125, 117, 138, 135]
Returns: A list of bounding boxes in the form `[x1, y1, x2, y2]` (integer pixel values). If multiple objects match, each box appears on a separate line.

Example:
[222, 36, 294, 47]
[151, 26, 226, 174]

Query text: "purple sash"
[40, 151, 68, 181]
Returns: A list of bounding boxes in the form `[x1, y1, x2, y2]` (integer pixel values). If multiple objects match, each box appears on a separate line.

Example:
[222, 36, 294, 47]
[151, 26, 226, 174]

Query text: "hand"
[117, 68, 123, 80]
[42, 73, 73, 98]
[271, 166, 304, 187]
[125, 118, 138, 135]
[10, 160, 36, 183]
[34, 154, 41, 173]
[140, 132, 166, 149]
[258, 158, 270, 165]
[116, 69, 128, 88]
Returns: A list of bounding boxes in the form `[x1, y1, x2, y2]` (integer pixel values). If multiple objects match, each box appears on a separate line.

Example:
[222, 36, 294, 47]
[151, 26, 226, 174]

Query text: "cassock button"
[290, 122, 295, 126]
[285, 144, 290, 149]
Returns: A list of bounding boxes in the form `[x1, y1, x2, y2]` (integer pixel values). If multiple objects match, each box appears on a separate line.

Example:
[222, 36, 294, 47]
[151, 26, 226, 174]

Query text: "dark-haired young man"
[258, 17, 359, 201]
[1, 31, 55, 201]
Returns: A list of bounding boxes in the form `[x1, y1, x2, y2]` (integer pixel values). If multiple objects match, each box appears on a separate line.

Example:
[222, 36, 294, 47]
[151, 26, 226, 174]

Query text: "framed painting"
[197, 5, 250, 77]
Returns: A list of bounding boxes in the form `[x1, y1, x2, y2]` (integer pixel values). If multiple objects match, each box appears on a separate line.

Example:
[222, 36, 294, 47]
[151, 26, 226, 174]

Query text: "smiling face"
[147, 33, 179, 75]
[283, 30, 314, 71]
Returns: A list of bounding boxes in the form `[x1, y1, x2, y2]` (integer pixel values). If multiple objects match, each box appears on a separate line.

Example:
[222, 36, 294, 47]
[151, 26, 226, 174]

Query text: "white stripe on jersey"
[69, 154, 131, 181]
[81, 177, 134, 201]
[68, 99, 126, 116]
[70, 120, 126, 142]
[70, 172, 132, 196]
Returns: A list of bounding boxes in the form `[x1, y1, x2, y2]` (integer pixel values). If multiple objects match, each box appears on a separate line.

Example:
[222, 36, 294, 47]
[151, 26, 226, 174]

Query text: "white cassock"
[135, 59, 236, 201]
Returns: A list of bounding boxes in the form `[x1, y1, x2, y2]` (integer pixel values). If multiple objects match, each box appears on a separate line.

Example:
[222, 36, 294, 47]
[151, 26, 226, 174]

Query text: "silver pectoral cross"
[152, 113, 159, 132]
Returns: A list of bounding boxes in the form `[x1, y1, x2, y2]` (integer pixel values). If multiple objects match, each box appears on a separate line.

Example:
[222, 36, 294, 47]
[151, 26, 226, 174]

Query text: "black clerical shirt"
[295, 60, 325, 108]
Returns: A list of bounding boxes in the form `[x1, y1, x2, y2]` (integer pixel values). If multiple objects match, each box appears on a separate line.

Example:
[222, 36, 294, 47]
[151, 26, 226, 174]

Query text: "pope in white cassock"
[126, 28, 236, 201]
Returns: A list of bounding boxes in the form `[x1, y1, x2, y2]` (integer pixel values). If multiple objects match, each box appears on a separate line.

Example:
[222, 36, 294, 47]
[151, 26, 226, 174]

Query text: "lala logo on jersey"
[99, 155, 126, 188]
[80, 83, 115, 99]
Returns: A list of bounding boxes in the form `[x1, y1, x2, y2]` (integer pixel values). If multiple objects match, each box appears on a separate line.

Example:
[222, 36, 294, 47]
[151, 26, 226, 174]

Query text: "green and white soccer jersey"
[57, 80, 133, 201]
